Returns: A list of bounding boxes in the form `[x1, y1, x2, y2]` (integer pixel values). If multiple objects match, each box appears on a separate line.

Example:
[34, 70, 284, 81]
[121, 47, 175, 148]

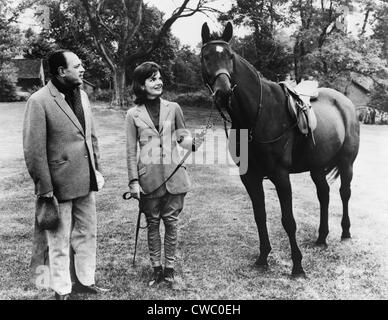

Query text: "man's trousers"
[46, 192, 96, 295]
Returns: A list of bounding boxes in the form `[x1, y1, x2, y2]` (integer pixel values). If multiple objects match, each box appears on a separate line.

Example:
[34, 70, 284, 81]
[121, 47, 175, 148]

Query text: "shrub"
[0, 62, 18, 102]
[163, 90, 212, 107]
[93, 88, 113, 102]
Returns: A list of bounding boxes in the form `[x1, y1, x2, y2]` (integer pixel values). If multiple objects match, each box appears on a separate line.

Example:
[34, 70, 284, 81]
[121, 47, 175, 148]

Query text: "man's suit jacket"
[125, 98, 193, 195]
[23, 81, 100, 201]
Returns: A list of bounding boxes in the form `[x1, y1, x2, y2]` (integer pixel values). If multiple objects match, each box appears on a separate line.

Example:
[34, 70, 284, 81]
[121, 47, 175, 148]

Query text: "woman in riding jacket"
[125, 61, 202, 286]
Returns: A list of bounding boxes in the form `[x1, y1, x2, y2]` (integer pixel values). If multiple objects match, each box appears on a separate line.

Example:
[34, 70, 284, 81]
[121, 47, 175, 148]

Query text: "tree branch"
[122, 0, 142, 52]
[127, 0, 216, 62]
[96, 0, 120, 39]
[79, 0, 115, 71]
[360, 9, 371, 36]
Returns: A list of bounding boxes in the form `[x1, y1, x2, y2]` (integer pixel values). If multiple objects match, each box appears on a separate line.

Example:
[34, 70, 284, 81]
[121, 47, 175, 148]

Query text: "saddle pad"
[294, 80, 319, 98]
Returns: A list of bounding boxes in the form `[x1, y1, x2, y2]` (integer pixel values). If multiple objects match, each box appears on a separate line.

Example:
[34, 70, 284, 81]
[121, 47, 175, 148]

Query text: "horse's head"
[201, 22, 235, 109]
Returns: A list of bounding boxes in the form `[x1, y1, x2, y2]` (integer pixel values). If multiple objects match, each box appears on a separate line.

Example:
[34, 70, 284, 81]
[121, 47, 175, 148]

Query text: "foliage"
[229, 33, 293, 82]
[0, 61, 18, 102]
[23, 28, 54, 59]
[77, 0, 217, 108]
[0, 1, 24, 101]
[372, 0, 388, 60]
[163, 89, 211, 107]
[124, 4, 180, 86]
[303, 33, 387, 92]
[171, 45, 203, 91]
[26, 0, 111, 88]
[93, 88, 113, 102]
[369, 85, 388, 112]
[0, 1, 24, 61]
[289, 0, 352, 82]
[219, 0, 293, 81]
[4, 0, 387, 107]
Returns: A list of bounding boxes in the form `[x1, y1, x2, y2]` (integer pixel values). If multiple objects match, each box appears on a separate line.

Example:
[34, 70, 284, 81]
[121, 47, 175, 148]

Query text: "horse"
[200, 22, 360, 276]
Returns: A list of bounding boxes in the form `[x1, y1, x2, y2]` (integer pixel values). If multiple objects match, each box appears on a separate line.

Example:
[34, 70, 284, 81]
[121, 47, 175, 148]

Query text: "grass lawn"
[0, 102, 387, 300]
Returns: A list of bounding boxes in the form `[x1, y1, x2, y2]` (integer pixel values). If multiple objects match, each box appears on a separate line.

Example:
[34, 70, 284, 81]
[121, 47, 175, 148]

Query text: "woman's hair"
[132, 61, 162, 104]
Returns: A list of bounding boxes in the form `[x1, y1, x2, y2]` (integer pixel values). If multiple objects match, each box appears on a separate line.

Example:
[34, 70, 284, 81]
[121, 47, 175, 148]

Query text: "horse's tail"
[325, 165, 340, 184]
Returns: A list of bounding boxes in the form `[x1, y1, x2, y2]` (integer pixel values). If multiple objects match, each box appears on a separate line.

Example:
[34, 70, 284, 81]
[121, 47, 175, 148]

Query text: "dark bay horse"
[201, 22, 360, 276]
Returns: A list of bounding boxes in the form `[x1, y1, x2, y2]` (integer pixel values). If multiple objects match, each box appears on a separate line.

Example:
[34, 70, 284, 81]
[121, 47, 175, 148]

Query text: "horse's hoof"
[315, 239, 328, 248]
[291, 267, 306, 278]
[254, 258, 269, 271]
[341, 232, 351, 240]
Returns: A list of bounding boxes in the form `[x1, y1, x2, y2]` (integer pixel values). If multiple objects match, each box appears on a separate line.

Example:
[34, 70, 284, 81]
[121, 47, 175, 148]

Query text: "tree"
[123, 5, 181, 88]
[372, 0, 388, 60]
[369, 1, 388, 112]
[219, 0, 293, 81]
[369, 84, 388, 112]
[27, 0, 111, 89]
[290, 0, 354, 82]
[171, 45, 203, 91]
[303, 33, 388, 91]
[23, 28, 55, 60]
[78, 0, 218, 108]
[0, 0, 25, 101]
[0, 62, 19, 101]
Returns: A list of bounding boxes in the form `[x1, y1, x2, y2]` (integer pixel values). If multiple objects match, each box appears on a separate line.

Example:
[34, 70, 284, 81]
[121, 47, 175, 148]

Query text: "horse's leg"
[310, 169, 330, 246]
[269, 170, 305, 276]
[338, 160, 354, 239]
[240, 171, 271, 269]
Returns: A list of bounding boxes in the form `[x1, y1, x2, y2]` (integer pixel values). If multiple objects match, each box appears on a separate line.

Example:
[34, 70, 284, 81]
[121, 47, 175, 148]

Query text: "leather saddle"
[279, 80, 318, 144]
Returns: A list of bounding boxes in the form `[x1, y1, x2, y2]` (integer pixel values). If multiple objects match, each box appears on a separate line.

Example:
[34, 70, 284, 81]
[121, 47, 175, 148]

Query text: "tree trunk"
[112, 67, 127, 109]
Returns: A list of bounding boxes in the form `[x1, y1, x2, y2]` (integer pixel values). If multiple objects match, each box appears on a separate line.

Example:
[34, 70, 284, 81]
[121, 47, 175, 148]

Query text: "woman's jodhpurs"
[140, 192, 185, 268]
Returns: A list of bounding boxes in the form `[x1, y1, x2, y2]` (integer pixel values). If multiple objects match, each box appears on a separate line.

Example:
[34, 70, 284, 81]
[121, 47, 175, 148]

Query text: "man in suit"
[23, 50, 108, 300]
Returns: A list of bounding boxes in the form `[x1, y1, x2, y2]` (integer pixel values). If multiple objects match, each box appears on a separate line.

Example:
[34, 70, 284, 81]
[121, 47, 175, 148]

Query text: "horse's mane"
[232, 51, 277, 88]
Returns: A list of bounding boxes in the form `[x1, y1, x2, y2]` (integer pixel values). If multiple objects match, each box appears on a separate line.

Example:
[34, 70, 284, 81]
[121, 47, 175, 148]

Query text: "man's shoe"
[72, 283, 110, 294]
[55, 293, 71, 300]
[148, 266, 164, 287]
[164, 267, 175, 284]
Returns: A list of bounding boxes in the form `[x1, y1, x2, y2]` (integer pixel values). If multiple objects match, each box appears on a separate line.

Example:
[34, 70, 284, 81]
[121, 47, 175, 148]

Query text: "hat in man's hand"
[36, 196, 60, 230]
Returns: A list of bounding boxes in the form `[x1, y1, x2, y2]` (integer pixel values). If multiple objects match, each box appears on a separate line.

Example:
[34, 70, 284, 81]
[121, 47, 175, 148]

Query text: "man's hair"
[132, 61, 162, 104]
[48, 49, 72, 76]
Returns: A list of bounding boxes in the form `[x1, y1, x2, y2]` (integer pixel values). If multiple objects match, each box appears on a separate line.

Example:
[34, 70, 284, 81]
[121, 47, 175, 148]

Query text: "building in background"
[11, 58, 45, 99]
[345, 73, 373, 109]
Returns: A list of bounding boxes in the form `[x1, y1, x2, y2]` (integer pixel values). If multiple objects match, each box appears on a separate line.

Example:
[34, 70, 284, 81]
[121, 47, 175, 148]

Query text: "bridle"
[201, 41, 236, 132]
[201, 40, 298, 144]
[201, 40, 261, 141]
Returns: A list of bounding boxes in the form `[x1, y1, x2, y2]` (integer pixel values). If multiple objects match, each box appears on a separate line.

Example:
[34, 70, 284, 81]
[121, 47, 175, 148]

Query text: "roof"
[11, 59, 43, 79]
[350, 72, 374, 92]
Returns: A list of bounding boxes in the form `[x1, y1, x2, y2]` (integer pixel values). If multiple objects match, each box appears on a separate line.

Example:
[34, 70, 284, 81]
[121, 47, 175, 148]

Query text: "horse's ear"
[222, 22, 233, 42]
[201, 22, 210, 44]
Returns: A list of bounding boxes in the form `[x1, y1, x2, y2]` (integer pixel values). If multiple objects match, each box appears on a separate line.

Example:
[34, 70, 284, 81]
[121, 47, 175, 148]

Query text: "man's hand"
[129, 180, 141, 200]
[96, 170, 105, 191]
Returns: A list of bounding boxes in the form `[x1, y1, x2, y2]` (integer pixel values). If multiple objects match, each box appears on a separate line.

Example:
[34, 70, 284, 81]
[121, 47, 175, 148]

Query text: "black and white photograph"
[0, 0, 387, 307]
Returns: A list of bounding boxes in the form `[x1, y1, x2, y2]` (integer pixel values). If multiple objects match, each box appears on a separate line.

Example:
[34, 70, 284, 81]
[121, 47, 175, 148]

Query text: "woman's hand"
[129, 180, 141, 200]
[192, 134, 205, 151]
